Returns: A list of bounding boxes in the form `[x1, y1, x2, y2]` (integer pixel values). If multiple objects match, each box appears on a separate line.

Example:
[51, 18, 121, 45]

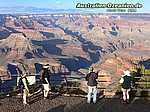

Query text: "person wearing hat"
[40, 64, 50, 99]
[16, 62, 30, 105]
[119, 69, 132, 103]
[85, 67, 98, 104]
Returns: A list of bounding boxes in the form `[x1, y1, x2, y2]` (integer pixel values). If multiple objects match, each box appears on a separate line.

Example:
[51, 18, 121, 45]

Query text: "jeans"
[87, 86, 97, 103]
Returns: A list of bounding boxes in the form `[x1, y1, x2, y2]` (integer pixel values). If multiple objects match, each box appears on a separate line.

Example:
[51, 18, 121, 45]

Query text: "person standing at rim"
[119, 69, 132, 104]
[16, 61, 30, 105]
[40, 64, 50, 99]
[86, 67, 98, 104]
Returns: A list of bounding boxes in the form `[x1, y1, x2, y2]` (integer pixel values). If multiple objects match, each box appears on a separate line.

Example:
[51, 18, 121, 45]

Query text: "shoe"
[121, 100, 126, 104]
[44, 97, 48, 99]
[23, 102, 29, 105]
[126, 99, 130, 104]
[6, 94, 10, 97]
[87, 101, 91, 104]
[93, 101, 96, 104]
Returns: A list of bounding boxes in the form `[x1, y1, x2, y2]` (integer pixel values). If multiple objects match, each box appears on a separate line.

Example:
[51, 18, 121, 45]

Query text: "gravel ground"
[70, 97, 150, 112]
[0, 93, 86, 112]
[0, 94, 150, 112]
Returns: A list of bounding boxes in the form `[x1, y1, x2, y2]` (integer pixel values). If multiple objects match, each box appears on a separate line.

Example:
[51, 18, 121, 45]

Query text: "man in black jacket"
[40, 64, 50, 99]
[86, 67, 98, 104]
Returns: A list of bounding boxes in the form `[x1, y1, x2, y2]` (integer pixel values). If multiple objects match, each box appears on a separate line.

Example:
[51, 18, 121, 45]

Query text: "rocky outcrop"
[101, 39, 135, 54]
[0, 33, 32, 59]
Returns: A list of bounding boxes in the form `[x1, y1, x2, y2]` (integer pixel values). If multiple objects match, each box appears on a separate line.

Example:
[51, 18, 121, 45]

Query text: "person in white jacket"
[120, 70, 132, 103]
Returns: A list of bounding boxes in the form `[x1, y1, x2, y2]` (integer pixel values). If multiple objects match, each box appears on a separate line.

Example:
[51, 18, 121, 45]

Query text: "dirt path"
[0, 94, 150, 112]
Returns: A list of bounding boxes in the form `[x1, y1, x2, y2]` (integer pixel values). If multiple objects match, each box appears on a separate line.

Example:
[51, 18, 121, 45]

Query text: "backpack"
[18, 77, 29, 89]
[17, 63, 30, 76]
[85, 73, 90, 81]
[18, 77, 24, 89]
[41, 68, 50, 84]
[122, 75, 132, 89]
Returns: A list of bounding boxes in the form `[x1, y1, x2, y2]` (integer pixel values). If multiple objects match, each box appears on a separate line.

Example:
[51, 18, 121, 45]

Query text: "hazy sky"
[0, 0, 148, 12]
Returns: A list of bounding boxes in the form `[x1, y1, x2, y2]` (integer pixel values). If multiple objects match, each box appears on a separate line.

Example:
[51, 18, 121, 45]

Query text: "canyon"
[0, 14, 150, 94]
